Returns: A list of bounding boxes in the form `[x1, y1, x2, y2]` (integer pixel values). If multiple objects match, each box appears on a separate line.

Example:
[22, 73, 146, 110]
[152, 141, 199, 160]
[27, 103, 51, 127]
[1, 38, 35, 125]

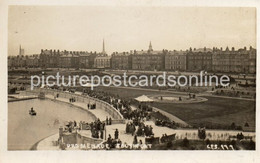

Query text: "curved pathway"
[45, 94, 110, 121]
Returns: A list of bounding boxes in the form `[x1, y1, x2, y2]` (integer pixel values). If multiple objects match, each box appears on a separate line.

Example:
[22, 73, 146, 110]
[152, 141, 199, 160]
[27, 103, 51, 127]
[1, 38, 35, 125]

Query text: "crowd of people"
[89, 119, 105, 139]
[87, 103, 96, 109]
[198, 127, 206, 139]
[58, 88, 255, 150]
[106, 133, 122, 148]
[82, 89, 153, 121]
[65, 120, 78, 133]
[125, 121, 154, 137]
[125, 122, 136, 135]
[69, 97, 76, 103]
[136, 122, 154, 137]
[60, 88, 182, 148]
[155, 118, 180, 129]
[85, 117, 113, 139]
[105, 116, 112, 125]
[62, 117, 115, 140]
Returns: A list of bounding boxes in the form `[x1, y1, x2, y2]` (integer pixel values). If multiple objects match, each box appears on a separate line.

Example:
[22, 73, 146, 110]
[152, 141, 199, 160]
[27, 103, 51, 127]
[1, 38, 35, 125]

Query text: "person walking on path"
[114, 129, 119, 139]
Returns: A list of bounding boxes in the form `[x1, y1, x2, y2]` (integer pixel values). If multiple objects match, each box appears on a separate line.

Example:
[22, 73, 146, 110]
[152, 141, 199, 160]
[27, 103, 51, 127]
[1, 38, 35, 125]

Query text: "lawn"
[151, 96, 255, 130]
[95, 86, 184, 99]
[96, 86, 255, 130]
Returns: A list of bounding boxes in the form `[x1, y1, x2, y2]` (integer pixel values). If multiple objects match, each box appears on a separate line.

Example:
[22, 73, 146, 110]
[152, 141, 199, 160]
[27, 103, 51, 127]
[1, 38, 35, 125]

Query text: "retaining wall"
[23, 89, 125, 121]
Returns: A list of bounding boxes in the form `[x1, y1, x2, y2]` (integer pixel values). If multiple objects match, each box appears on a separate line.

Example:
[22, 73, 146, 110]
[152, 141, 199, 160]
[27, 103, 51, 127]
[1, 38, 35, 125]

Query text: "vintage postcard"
[1, 0, 260, 163]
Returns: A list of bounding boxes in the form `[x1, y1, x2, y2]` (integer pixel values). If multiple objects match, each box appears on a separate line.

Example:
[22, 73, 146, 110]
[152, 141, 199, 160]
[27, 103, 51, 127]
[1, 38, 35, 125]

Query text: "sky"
[8, 6, 256, 56]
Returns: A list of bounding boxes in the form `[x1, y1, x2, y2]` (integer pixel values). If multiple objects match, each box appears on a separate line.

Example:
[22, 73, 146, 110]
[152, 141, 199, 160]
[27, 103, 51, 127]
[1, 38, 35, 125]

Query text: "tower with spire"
[19, 45, 21, 56]
[102, 39, 106, 55]
[148, 41, 153, 51]
[19, 45, 24, 56]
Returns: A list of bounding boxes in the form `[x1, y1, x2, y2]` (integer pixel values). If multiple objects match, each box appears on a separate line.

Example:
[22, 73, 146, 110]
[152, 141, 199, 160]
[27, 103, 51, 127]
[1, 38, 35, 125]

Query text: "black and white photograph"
[1, 0, 260, 163]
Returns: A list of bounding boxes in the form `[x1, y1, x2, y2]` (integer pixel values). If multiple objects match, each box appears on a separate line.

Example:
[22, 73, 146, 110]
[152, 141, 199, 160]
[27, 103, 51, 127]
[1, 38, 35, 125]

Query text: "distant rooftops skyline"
[11, 41, 255, 57]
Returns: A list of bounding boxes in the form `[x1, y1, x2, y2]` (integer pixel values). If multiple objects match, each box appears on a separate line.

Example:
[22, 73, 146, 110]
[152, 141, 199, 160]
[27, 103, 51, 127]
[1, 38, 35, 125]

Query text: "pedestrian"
[106, 116, 108, 125]
[133, 135, 138, 144]
[100, 131, 103, 139]
[109, 117, 112, 125]
[114, 129, 119, 139]
[74, 120, 77, 127]
[139, 140, 143, 145]
[125, 122, 129, 133]
[108, 134, 112, 141]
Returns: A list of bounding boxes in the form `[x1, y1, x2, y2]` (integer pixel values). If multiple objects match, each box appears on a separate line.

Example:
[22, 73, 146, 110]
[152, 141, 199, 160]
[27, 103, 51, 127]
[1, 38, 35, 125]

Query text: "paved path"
[197, 93, 255, 101]
[130, 104, 189, 127]
[36, 119, 255, 150]
[45, 94, 111, 121]
[36, 134, 60, 150]
[104, 120, 256, 145]
[151, 107, 189, 127]
[105, 120, 176, 145]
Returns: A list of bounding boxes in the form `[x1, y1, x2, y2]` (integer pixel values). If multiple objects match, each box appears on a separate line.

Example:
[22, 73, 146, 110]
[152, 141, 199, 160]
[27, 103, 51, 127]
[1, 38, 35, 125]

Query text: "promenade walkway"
[105, 120, 255, 145]
[35, 134, 60, 150]
[105, 121, 173, 145]
[45, 94, 111, 121]
[34, 90, 255, 150]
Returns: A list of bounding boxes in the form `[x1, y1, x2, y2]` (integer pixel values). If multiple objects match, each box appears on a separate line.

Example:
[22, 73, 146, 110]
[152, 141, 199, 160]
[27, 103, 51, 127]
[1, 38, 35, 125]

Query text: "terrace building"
[39, 49, 60, 68]
[14, 55, 27, 67]
[165, 50, 187, 71]
[249, 47, 256, 74]
[59, 52, 80, 68]
[8, 43, 256, 74]
[131, 42, 165, 70]
[8, 56, 15, 68]
[40, 49, 98, 69]
[111, 52, 132, 70]
[186, 47, 213, 72]
[212, 46, 255, 73]
[212, 47, 230, 72]
[94, 54, 111, 69]
[25, 55, 39, 68]
[79, 52, 98, 69]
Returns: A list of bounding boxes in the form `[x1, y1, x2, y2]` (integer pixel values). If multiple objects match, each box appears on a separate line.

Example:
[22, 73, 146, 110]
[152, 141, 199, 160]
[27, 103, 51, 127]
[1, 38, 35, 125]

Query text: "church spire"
[148, 41, 153, 51]
[102, 39, 106, 54]
[19, 44, 21, 56]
